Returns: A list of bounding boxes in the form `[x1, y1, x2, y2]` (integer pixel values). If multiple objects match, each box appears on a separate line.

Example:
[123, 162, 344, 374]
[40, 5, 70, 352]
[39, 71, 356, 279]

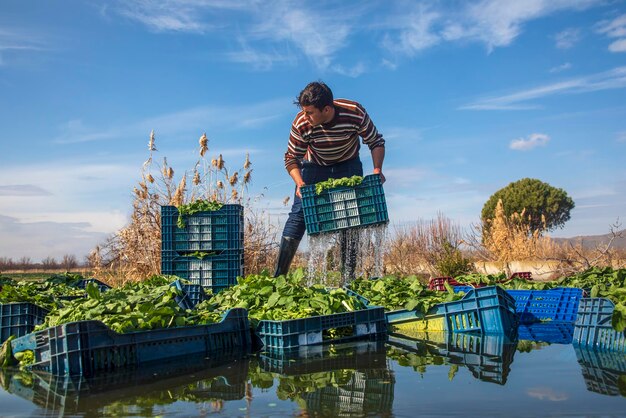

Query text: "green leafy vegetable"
[349, 275, 463, 313]
[176, 200, 224, 228]
[193, 269, 368, 326]
[315, 176, 363, 195]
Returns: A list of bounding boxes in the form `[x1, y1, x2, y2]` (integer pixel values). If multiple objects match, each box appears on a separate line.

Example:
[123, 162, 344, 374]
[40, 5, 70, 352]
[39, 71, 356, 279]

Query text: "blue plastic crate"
[506, 287, 583, 324]
[517, 322, 574, 344]
[1, 302, 49, 343]
[355, 286, 519, 336]
[11, 308, 252, 376]
[170, 279, 210, 310]
[161, 249, 244, 292]
[453, 285, 476, 293]
[573, 298, 625, 353]
[256, 307, 387, 350]
[301, 174, 388, 236]
[161, 204, 243, 252]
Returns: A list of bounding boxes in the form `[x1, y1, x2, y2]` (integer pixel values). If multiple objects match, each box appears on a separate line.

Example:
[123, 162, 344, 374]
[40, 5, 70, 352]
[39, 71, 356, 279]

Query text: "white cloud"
[0, 214, 114, 261]
[0, 185, 52, 197]
[111, 0, 362, 71]
[596, 13, 626, 38]
[225, 38, 296, 70]
[110, 0, 249, 33]
[608, 38, 626, 52]
[461, 66, 626, 110]
[554, 28, 581, 49]
[381, 4, 441, 56]
[331, 62, 367, 78]
[0, 27, 49, 66]
[596, 13, 626, 53]
[53, 99, 290, 144]
[510, 133, 550, 151]
[382, 0, 601, 55]
[617, 131, 626, 143]
[549, 62, 572, 73]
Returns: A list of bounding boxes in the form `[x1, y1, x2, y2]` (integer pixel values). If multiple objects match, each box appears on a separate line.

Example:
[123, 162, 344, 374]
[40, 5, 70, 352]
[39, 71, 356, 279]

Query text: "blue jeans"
[281, 157, 364, 240]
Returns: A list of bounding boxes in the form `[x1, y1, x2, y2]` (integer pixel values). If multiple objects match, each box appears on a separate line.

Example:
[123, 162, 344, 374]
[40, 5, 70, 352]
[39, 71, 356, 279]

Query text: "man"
[274, 81, 386, 277]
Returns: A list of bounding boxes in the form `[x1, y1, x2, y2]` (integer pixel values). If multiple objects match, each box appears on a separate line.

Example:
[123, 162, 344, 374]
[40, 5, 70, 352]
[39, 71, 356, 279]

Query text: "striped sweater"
[284, 98, 385, 172]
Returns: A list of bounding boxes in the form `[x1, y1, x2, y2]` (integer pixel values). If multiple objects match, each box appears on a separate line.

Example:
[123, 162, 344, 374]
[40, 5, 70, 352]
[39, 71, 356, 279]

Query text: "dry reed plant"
[384, 213, 471, 279]
[89, 130, 267, 286]
[467, 199, 554, 276]
[465, 200, 625, 277]
[545, 220, 626, 276]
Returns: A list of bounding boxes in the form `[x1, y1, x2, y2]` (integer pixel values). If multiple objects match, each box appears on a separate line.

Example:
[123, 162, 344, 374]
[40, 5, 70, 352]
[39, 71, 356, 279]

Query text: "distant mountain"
[552, 229, 626, 250]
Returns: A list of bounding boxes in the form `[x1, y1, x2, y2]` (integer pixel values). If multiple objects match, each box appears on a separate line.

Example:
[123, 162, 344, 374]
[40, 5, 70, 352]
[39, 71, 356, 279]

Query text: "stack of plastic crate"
[160, 204, 244, 292]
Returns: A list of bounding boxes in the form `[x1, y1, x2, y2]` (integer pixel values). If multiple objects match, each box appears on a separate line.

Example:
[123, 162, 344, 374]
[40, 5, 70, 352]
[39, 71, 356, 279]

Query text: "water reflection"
[2, 337, 625, 417]
[256, 341, 395, 417]
[1, 350, 250, 417]
[387, 332, 517, 385]
[575, 347, 626, 397]
[518, 322, 574, 345]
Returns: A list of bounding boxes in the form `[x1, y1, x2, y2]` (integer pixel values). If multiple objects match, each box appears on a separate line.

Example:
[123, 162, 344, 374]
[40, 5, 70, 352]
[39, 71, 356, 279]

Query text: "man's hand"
[373, 168, 386, 184]
[295, 180, 306, 198]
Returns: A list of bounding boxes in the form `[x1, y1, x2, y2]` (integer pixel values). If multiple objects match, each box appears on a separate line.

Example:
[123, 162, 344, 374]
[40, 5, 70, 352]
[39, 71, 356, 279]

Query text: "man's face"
[302, 105, 332, 126]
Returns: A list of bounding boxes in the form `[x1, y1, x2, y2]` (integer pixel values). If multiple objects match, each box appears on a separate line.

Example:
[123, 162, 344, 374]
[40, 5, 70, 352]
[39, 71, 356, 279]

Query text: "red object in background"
[428, 276, 460, 291]
[508, 271, 533, 281]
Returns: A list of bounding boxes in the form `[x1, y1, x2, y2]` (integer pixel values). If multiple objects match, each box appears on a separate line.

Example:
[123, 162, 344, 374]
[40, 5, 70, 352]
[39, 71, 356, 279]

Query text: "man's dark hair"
[295, 81, 334, 110]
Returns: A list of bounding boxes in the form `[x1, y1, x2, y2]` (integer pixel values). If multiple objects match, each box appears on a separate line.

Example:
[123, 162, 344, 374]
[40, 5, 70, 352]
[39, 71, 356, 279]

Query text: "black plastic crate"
[161, 249, 243, 291]
[256, 307, 387, 350]
[0, 302, 49, 343]
[161, 204, 243, 252]
[301, 175, 388, 236]
[11, 308, 252, 376]
[170, 279, 210, 310]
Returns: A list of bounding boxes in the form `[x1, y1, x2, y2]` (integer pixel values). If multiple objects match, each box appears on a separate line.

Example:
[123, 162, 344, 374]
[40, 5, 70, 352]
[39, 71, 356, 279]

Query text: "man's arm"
[371, 145, 385, 184]
[288, 166, 306, 198]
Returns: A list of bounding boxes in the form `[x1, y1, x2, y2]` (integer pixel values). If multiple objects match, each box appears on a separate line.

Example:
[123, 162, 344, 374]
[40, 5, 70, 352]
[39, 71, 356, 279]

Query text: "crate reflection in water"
[1, 350, 250, 417]
[259, 341, 395, 417]
[387, 332, 517, 385]
[575, 347, 626, 397]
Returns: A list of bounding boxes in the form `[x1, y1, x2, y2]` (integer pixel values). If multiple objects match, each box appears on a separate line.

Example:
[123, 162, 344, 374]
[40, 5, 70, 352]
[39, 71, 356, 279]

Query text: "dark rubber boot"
[340, 230, 358, 283]
[273, 236, 301, 277]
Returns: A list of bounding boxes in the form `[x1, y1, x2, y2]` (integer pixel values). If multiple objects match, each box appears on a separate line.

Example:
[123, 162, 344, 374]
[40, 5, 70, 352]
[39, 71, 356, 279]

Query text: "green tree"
[481, 178, 575, 233]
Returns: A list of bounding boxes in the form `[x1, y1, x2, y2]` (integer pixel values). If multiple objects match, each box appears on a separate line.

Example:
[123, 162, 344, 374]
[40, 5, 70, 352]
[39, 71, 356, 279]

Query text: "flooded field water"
[2, 330, 625, 418]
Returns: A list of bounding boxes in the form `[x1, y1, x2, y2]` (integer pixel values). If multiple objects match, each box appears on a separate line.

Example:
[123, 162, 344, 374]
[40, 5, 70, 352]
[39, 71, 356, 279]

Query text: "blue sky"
[1, 0, 625, 262]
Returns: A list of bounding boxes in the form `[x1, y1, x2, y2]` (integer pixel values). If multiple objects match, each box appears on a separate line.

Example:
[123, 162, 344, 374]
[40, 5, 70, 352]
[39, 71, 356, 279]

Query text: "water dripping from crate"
[306, 223, 388, 287]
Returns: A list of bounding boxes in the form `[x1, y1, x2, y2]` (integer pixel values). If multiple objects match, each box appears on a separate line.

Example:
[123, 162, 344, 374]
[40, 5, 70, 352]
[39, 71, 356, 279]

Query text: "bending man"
[275, 81, 386, 277]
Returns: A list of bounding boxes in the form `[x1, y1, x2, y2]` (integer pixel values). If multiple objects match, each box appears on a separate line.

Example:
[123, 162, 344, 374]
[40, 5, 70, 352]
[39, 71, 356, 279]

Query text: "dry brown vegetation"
[86, 132, 624, 285]
[382, 213, 472, 279]
[379, 200, 625, 280]
[89, 131, 274, 286]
